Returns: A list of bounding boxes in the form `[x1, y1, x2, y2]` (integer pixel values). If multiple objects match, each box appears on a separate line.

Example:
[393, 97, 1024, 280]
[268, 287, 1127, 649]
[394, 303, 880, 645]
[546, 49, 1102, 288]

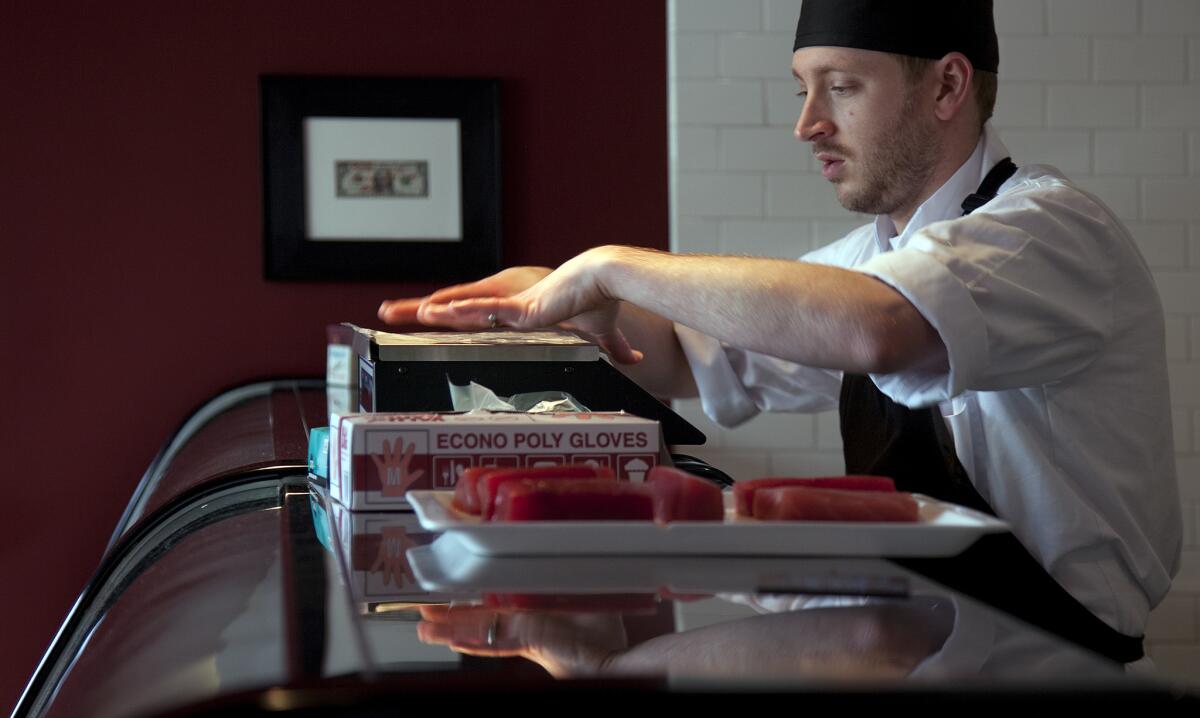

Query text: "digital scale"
[346, 323, 706, 446]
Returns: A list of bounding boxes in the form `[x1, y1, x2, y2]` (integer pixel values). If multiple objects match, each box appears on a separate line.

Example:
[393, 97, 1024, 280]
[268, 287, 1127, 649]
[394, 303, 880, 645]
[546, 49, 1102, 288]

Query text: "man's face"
[791, 46, 940, 217]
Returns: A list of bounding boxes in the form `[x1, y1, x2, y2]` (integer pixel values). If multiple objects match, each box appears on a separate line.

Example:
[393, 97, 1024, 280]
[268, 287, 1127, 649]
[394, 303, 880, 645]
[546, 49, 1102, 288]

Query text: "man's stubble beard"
[832, 90, 940, 217]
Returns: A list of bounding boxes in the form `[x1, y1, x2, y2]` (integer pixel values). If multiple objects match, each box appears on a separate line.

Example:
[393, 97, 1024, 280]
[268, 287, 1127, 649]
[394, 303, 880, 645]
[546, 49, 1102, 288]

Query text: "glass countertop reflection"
[22, 379, 1193, 718]
[318, 488, 1133, 689]
[31, 476, 1174, 718]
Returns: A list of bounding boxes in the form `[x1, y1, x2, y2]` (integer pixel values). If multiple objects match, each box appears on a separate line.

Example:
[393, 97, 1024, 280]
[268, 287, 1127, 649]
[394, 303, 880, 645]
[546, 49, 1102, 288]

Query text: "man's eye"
[795, 90, 807, 99]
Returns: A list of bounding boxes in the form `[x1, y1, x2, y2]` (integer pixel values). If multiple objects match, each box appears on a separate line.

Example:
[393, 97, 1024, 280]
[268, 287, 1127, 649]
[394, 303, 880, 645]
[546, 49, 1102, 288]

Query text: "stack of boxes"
[312, 325, 664, 610]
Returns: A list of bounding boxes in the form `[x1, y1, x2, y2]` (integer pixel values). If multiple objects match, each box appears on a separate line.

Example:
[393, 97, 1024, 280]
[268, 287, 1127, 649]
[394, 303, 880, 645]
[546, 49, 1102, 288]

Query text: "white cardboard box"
[327, 502, 460, 609]
[328, 411, 662, 511]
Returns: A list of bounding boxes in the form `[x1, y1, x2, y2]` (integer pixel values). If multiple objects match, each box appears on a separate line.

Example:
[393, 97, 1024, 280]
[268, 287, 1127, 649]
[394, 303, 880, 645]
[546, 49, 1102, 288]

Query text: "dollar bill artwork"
[336, 160, 429, 198]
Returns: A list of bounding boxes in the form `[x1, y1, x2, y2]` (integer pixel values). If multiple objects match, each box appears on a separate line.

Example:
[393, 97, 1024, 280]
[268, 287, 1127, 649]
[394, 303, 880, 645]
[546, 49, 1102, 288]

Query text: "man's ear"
[932, 52, 973, 122]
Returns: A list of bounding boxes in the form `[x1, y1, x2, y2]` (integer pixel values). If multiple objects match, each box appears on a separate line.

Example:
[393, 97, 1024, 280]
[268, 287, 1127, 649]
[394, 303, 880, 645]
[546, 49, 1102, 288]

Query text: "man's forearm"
[594, 246, 945, 375]
[611, 302, 698, 399]
[599, 604, 951, 680]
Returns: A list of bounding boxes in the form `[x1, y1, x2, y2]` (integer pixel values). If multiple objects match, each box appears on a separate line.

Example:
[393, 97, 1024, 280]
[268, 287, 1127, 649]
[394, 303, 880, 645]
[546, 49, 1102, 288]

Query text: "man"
[378, 1, 1180, 664]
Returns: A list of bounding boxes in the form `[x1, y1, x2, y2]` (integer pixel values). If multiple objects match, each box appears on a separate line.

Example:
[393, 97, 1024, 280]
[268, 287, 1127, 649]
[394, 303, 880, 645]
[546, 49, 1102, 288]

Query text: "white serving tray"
[407, 533, 918, 597]
[405, 490, 1008, 558]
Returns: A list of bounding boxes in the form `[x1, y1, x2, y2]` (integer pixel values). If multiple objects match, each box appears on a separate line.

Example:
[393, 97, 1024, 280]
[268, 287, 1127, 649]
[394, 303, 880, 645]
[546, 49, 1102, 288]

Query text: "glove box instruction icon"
[619, 456, 654, 482]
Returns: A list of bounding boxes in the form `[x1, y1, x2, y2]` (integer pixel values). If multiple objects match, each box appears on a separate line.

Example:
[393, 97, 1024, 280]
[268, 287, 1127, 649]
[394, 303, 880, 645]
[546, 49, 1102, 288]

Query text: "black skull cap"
[793, 0, 999, 73]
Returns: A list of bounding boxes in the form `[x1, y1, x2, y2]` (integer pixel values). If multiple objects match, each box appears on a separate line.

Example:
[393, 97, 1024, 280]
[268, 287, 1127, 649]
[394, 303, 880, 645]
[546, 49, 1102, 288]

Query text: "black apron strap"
[837, 157, 1144, 664]
[960, 157, 1017, 214]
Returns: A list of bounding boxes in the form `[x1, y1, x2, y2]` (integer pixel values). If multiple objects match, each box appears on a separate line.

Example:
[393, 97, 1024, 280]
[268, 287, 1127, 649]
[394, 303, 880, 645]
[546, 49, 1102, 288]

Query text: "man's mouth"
[817, 153, 845, 180]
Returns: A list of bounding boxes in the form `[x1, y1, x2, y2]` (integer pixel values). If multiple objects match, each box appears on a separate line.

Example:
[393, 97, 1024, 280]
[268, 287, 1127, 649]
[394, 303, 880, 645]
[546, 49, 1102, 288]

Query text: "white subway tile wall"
[1143, 0, 1200, 35]
[1074, 176, 1141, 218]
[674, 34, 718, 78]
[1001, 129, 1094, 172]
[1094, 131, 1187, 175]
[668, 0, 1200, 685]
[1167, 316, 1191, 359]
[677, 127, 719, 170]
[675, 217, 720, 253]
[1174, 408, 1192, 449]
[718, 219, 813, 257]
[1048, 0, 1139, 35]
[999, 36, 1092, 80]
[721, 126, 810, 170]
[1048, 85, 1138, 127]
[1126, 222, 1189, 267]
[992, 83, 1045, 126]
[994, 0, 1048, 34]
[1181, 457, 1200, 501]
[1095, 37, 1187, 82]
[1142, 85, 1200, 127]
[1145, 178, 1200, 219]
[719, 33, 795, 77]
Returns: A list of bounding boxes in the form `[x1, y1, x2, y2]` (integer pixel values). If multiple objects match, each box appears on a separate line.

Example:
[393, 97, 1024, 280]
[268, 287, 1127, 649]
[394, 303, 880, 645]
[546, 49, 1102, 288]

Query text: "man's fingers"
[379, 279, 504, 326]
[416, 616, 521, 656]
[416, 612, 490, 643]
[419, 605, 496, 622]
[426, 277, 506, 304]
[418, 297, 530, 329]
[380, 286, 510, 327]
[412, 301, 482, 329]
[418, 605, 454, 621]
[593, 328, 643, 365]
[378, 298, 427, 324]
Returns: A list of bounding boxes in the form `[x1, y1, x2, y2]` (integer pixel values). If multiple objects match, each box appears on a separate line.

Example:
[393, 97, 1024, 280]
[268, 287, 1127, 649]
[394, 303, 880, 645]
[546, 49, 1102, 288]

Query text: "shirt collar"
[871, 123, 1011, 251]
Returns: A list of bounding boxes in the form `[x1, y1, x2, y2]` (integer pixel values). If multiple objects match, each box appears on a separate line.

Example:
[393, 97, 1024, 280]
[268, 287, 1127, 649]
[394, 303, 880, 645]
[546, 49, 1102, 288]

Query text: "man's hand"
[416, 605, 627, 678]
[378, 252, 644, 365]
[378, 266, 553, 327]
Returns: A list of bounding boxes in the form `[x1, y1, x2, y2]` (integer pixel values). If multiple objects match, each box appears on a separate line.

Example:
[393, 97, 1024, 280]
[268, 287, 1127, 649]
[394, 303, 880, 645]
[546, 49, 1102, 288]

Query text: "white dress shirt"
[676, 124, 1182, 637]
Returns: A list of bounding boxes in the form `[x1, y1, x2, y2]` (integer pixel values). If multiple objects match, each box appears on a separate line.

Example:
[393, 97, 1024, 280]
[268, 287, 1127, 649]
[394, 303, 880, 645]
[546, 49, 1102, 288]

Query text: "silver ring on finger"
[486, 313, 498, 329]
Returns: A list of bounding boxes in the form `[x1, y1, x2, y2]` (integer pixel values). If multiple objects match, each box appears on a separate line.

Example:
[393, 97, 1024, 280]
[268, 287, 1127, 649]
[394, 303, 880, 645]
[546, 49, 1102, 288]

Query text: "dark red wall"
[0, 1, 667, 708]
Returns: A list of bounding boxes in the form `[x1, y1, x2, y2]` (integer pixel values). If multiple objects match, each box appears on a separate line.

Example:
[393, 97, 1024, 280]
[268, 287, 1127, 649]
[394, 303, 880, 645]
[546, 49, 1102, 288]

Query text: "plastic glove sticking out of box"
[449, 380, 591, 414]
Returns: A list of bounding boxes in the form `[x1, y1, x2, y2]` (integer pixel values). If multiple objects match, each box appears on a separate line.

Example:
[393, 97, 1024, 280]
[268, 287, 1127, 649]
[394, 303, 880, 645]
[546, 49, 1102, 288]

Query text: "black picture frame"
[260, 75, 501, 281]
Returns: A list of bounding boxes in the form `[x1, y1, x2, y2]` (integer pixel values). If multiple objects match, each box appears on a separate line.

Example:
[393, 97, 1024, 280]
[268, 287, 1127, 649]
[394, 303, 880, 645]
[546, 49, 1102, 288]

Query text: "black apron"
[839, 157, 1144, 664]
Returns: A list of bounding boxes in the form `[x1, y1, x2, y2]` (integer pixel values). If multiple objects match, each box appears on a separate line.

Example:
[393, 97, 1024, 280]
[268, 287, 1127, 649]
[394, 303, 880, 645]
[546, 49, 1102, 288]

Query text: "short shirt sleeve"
[675, 324, 843, 427]
[674, 226, 875, 426]
[856, 181, 1117, 407]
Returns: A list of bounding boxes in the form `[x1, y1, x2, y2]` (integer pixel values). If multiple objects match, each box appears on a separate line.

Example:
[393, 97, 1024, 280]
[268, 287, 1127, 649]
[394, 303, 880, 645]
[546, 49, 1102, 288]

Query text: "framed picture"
[260, 75, 501, 281]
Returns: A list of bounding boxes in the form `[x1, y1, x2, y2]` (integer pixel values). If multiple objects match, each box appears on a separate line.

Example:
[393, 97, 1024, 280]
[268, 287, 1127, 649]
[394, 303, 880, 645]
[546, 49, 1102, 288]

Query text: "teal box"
[308, 427, 330, 480]
[309, 492, 332, 553]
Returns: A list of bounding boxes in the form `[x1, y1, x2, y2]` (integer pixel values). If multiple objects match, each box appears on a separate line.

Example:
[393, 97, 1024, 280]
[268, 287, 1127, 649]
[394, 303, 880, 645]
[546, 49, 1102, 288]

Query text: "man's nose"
[795, 97, 833, 142]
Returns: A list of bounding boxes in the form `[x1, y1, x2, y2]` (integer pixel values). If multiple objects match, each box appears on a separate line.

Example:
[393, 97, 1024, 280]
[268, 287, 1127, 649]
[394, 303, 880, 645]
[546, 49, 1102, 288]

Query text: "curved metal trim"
[13, 465, 308, 718]
[106, 377, 323, 554]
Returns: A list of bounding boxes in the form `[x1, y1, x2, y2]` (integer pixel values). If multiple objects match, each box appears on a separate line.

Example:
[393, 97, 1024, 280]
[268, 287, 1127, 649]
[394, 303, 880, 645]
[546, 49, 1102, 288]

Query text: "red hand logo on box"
[370, 525, 416, 588]
[369, 438, 426, 497]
